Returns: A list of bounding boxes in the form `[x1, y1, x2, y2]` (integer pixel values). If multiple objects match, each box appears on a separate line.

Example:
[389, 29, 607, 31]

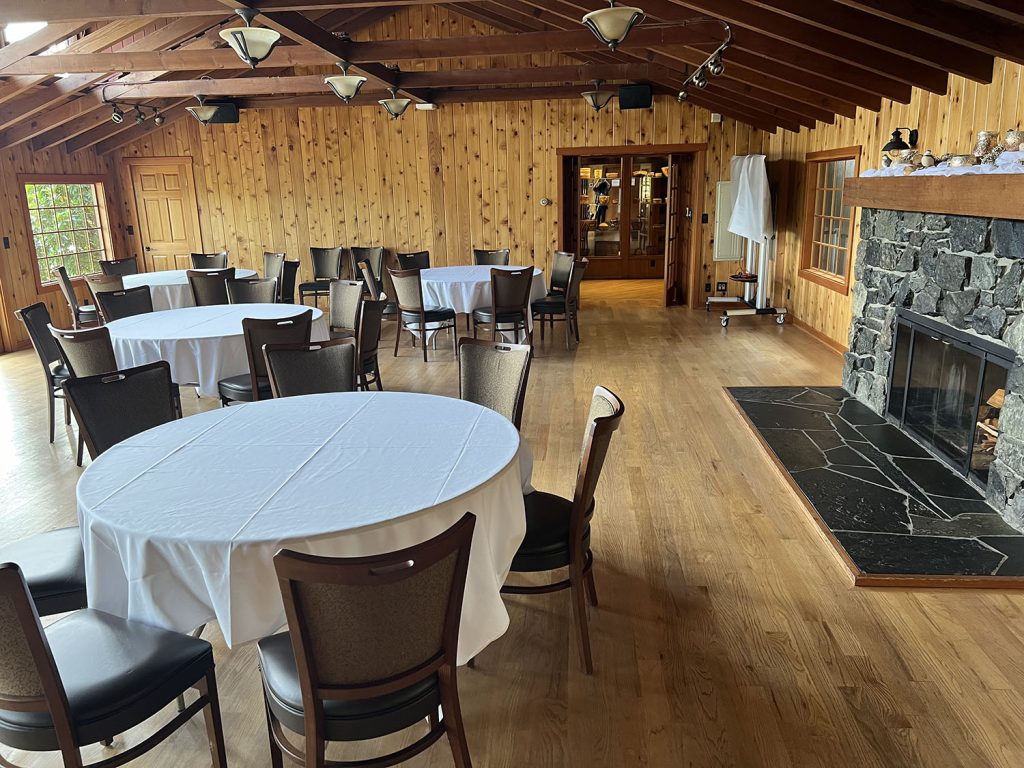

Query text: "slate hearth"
[729, 385, 1024, 582]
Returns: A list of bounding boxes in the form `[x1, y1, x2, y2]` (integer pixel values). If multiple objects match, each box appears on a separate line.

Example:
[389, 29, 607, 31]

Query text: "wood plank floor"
[3, 280, 1024, 767]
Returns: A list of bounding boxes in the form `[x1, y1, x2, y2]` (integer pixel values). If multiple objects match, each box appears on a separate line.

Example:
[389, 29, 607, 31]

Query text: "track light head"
[677, 90, 688, 103]
[110, 104, 124, 124]
[693, 70, 708, 89]
[134, 106, 145, 126]
[708, 56, 725, 77]
[153, 111, 165, 126]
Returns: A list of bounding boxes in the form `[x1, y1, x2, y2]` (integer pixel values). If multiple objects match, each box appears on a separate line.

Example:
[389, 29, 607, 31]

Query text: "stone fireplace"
[843, 209, 1024, 529]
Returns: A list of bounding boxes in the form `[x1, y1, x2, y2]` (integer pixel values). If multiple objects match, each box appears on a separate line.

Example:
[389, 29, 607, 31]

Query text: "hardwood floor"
[3, 279, 1024, 767]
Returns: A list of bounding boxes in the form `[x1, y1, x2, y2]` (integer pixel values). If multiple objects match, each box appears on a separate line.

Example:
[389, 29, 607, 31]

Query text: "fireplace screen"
[887, 311, 1011, 486]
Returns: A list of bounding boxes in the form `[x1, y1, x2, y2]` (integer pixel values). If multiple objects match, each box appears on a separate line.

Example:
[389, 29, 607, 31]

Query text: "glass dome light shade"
[325, 74, 367, 102]
[187, 102, 220, 125]
[218, 26, 281, 68]
[582, 89, 615, 112]
[379, 96, 412, 119]
[582, 5, 645, 49]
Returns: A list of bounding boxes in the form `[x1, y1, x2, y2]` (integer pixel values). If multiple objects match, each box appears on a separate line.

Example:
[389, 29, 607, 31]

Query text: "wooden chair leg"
[452, 323, 458, 357]
[421, 323, 428, 363]
[48, 391, 56, 443]
[570, 564, 594, 674]
[194, 671, 228, 768]
[439, 668, 473, 768]
[77, 433, 84, 467]
[565, 314, 572, 351]
[263, 688, 284, 768]
[374, 363, 384, 391]
[585, 567, 599, 607]
[393, 320, 402, 357]
[64, 395, 71, 425]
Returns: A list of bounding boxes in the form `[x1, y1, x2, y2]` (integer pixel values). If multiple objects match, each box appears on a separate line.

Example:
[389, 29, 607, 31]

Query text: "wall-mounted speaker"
[618, 84, 653, 110]
[206, 100, 239, 124]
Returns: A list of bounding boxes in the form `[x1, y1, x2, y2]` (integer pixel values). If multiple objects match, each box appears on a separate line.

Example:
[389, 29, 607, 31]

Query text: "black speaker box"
[205, 100, 239, 124]
[618, 84, 653, 110]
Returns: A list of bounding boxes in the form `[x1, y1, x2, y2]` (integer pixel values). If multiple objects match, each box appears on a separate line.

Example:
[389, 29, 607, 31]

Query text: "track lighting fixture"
[708, 55, 725, 77]
[325, 60, 367, 103]
[678, 25, 731, 94]
[581, 80, 615, 112]
[219, 8, 282, 68]
[110, 104, 124, 124]
[582, 1, 645, 50]
[133, 106, 145, 126]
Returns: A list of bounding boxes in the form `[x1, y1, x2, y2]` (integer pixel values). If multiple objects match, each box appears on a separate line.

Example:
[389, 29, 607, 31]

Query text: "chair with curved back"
[328, 280, 364, 340]
[471, 268, 534, 347]
[94, 286, 153, 322]
[0, 562, 227, 768]
[190, 252, 229, 270]
[532, 258, 587, 349]
[279, 260, 300, 304]
[395, 250, 430, 271]
[187, 268, 236, 307]
[547, 250, 574, 297]
[357, 260, 397, 320]
[98, 257, 139, 277]
[299, 247, 344, 307]
[226, 277, 278, 305]
[389, 268, 457, 363]
[14, 303, 71, 444]
[218, 310, 314, 405]
[472, 248, 510, 267]
[84, 274, 123, 320]
[264, 339, 357, 398]
[355, 294, 386, 391]
[349, 247, 385, 285]
[457, 338, 532, 430]
[264, 252, 285, 284]
[258, 512, 477, 768]
[502, 386, 624, 675]
[53, 266, 99, 330]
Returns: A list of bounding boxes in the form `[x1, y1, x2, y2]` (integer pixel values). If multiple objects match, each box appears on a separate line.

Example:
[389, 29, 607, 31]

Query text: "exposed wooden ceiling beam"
[952, 1, 1024, 24]
[0, 21, 88, 73]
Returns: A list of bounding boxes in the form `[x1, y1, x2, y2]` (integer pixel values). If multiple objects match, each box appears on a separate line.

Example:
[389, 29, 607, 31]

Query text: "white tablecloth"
[123, 268, 258, 311]
[105, 304, 327, 397]
[421, 265, 546, 314]
[76, 392, 529, 661]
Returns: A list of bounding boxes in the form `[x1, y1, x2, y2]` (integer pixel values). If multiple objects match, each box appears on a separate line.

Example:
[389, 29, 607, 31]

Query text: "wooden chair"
[258, 513, 477, 768]
[501, 386, 624, 674]
[98, 257, 138, 277]
[356, 295, 387, 391]
[0, 528, 85, 617]
[328, 280, 364, 340]
[187, 268, 236, 306]
[280, 260, 300, 304]
[53, 266, 99, 330]
[471, 268, 534, 347]
[94, 286, 152, 322]
[83, 274, 123, 320]
[457, 338, 532, 429]
[299, 247, 344, 306]
[349, 246, 385, 285]
[264, 339, 357, 398]
[0, 562, 227, 768]
[357, 260, 397, 320]
[190, 251, 228, 270]
[389, 267, 457, 362]
[218, 310, 313, 405]
[531, 258, 588, 349]
[227, 277, 278, 304]
[547, 250, 575, 296]
[264, 252, 286, 284]
[472, 248, 510, 266]
[395, 250, 430, 271]
[14, 303, 71, 444]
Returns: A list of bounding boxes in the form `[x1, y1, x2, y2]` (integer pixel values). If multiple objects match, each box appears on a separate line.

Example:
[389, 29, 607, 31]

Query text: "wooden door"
[128, 159, 201, 271]
[664, 154, 694, 306]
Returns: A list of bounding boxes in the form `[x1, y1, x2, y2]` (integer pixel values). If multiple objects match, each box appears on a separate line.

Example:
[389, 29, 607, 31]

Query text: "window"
[23, 177, 112, 287]
[800, 147, 861, 294]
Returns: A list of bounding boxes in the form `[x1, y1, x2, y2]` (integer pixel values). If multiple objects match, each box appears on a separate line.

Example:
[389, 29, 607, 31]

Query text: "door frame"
[557, 143, 707, 309]
[121, 156, 204, 272]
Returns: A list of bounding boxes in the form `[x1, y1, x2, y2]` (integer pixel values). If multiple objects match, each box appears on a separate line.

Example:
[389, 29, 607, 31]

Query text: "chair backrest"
[473, 248, 510, 267]
[14, 303, 62, 375]
[49, 325, 117, 378]
[227, 277, 278, 305]
[350, 247, 384, 283]
[52, 266, 82, 315]
[565, 258, 588, 309]
[84, 274, 123, 316]
[99, 257, 138, 277]
[63, 361, 178, 460]
[95, 286, 153, 322]
[572, 386, 624, 533]
[273, 512, 475, 699]
[241, 310, 314, 399]
[356, 295, 386, 369]
[388, 268, 424, 313]
[264, 339, 357, 398]
[280, 260, 300, 303]
[310, 247, 344, 281]
[190, 251, 228, 270]
[187, 267, 236, 306]
[263, 252, 285, 283]
[328, 280, 364, 335]
[357, 260, 382, 298]
[490, 268, 534, 315]
[458, 338, 532, 429]
[395, 250, 430, 271]
[549, 250, 575, 295]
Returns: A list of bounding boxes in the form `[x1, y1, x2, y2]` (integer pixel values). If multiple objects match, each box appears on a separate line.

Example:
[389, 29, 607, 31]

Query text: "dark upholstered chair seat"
[531, 296, 566, 314]
[471, 307, 527, 324]
[329, 329, 355, 340]
[0, 610, 213, 751]
[400, 307, 456, 323]
[0, 527, 85, 616]
[383, 302, 398, 317]
[258, 632, 441, 742]
[52, 363, 70, 384]
[299, 280, 331, 294]
[218, 373, 272, 402]
[511, 491, 593, 573]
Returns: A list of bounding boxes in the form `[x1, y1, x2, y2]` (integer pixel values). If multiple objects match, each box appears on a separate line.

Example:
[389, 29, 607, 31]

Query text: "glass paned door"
[578, 156, 623, 263]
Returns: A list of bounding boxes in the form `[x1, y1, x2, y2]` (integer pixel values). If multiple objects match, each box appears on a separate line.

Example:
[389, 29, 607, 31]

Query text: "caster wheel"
[721, 316, 729, 327]
[776, 314, 785, 325]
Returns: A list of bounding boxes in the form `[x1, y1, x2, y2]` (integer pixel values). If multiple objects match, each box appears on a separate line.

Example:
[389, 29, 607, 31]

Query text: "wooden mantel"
[843, 174, 1024, 221]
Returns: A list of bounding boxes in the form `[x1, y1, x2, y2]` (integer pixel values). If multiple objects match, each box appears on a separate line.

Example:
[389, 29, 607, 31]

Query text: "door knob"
[145, 246, 151, 251]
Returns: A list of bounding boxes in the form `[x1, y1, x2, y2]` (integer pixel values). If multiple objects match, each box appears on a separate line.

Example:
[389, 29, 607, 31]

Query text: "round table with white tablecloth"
[420, 265, 546, 315]
[105, 304, 327, 397]
[122, 268, 258, 311]
[76, 392, 530, 662]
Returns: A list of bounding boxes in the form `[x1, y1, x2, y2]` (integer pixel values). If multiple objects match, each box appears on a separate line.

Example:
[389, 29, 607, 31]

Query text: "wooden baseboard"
[788, 314, 848, 356]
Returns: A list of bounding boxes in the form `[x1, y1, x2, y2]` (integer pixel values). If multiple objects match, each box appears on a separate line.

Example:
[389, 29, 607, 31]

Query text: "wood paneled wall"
[767, 58, 1024, 350]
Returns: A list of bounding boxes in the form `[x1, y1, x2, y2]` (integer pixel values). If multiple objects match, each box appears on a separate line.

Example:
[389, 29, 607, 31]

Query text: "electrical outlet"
[704, 282, 712, 293]
[701, 213, 709, 224]
[716, 282, 727, 292]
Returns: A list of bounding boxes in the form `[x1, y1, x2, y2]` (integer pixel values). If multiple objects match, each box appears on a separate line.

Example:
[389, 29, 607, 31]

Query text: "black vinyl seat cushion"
[51, 363, 70, 385]
[400, 307, 456, 324]
[471, 308, 527, 323]
[510, 492, 593, 573]
[0, 528, 85, 616]
[383, 302, 398, 317]
[329, 329, 355, 340]
[299, 281, 331, 295]
[257, 632, 441, 742]
[218, 374, 272, 402]
[531, 297, 567, 314]
[0, 610, 213, 751]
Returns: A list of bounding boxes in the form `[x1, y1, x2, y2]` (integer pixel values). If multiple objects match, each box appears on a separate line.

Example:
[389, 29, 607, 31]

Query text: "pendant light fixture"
[187, 96, 220, 125]
[581, 80, 615, 112]
[582, 1, 645, 50]
[325, 60, 367, 103]
[379, 87, 411, 119]
[219, 8, 282, 69]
